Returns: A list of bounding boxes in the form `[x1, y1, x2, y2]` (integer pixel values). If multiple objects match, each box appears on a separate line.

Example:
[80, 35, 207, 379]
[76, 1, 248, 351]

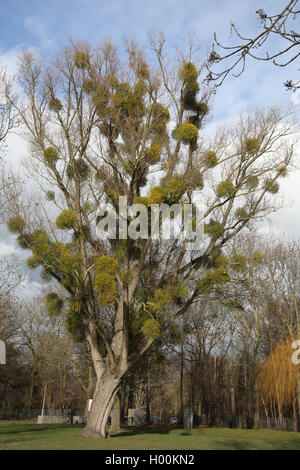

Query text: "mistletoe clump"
[93, 256, 119, 307]
[168, 282, 188, 302]
[7, 215, 25, 234]
[230, 254, 247, 272]
[204, 220, 225, 239]
[203, 150, 218, 168]
[142, 318, 161, 339]
[27, 255, 41, 269]
[16, 233, 32, 250]
[198, 268, 230, 294]
[151, 102, 170, 135]
[164, 178, 185, 204]
[49, 97, 62, 112]
[176, 123, 198, 145]
[246, 175, 259, 190]
[148, 289, 172, 315]
[53, 243, 83, 276]
[123, 160, 135, 176]
[43, 147, 59, 166]
[249, 251, 264, 266]
[216, 180, 236, 198]
[74, 50, 89, 69]
[92, 85, 111, 112]
[179, 62, 199, 110]
[82, 79, 95, 94]
[179, 62, 198, 83]
[235, 207, 249, 220]
[95, 256, 119, 276]
[66, 309, 85, 342]
[111, 87, 145, 119]
[94, 272, 118, 307]
[26, 230, 51, 269]
[244, 137, 260, 154]
[134, 196, 149, 207]
[66, 160, 90, 180]
[179, 62, 208, 124]
[46, 191, 55, 201]
[56, 210, 77, 230]
[45, 293, 64, 317]
[144, 144, 162, 164]
[264, 178, 280, 194]
[148, 186, 165, 205]
[195, 102, 209, 115]
[215, 254, 229, 268]
[134, 80, 147, 97]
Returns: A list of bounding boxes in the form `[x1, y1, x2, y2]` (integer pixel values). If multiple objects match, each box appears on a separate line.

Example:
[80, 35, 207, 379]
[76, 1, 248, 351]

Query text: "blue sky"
[0, 0, 300, 292]
[0, 0, 299, 120]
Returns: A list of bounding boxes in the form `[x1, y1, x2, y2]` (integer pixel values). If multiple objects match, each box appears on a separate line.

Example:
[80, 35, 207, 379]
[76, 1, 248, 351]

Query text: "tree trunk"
[127, 374, 135, 413]
[179, 344, 184, 421]
[229, 327, 236, 428]
[110, 395, 121, 432]
[120, 377, 127, 426]
[296, 372, 300, 432]
[146, 367, 151, 424]
[253, 374, 260, 429]
[84, 364, 94, 416]
[82, 372, 123, 438]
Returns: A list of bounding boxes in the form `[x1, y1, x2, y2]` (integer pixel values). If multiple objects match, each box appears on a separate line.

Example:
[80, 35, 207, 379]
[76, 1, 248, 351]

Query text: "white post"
[41, 383, 48, 417]
[41, 380, 55, 416]
[0, 340, 6, 365]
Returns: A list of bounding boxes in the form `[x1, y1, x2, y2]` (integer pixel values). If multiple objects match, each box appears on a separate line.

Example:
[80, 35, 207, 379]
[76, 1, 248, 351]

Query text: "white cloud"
[0, 241, 19, 257]
[24, 16, 54, 48]
[17, 278, 45, 299]
[0, 46, 20, 76]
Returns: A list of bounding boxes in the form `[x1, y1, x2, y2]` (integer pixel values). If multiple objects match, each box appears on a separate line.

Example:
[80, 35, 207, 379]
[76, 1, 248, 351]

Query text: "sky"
[0, 0, 300, 291]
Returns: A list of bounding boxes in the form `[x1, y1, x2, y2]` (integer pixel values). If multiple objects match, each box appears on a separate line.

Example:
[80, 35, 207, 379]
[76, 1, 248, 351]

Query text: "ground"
[0, 421, 300, 450]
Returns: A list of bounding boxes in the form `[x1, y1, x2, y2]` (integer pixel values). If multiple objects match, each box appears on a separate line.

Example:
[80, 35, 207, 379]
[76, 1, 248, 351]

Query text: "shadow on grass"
[218, 439, 255, 450]
[113, 426, 178, 438]
[0, 425, 49, 435]
[0, 424, 81, 436]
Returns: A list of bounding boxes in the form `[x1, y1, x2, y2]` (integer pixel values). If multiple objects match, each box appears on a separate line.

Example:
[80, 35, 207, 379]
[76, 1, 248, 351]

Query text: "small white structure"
[73, 416, 87, 425]
[37, 415, 63, 424]
[0, 340, 6, 365]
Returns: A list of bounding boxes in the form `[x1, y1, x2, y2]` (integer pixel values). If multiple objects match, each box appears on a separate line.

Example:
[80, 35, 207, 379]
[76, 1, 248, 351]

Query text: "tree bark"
[253, 372, 260, 429]
[110, 395, 121, 432]
[296, 372, 300, 432]
[229, 327, 236, 428]
[146, 367, 151, 424]
[82, 372, 123, 438]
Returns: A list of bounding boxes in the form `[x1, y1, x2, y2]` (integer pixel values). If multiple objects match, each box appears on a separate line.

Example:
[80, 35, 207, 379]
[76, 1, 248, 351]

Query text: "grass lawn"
[0, 421, 300, 450]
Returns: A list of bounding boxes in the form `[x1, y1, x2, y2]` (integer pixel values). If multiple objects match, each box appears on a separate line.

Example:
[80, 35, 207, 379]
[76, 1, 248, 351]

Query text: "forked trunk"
[82, 372, 123, 438]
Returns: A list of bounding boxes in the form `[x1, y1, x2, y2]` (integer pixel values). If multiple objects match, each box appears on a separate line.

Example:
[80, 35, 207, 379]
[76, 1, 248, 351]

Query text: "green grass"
[0, 421, 300, 450]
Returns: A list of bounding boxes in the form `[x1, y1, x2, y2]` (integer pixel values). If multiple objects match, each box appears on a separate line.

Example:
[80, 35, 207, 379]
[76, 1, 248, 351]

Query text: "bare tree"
[207, 0, 300, 89]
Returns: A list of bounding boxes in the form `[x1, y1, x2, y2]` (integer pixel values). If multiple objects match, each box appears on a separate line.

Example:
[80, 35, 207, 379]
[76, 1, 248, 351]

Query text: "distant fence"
[0, 408, 84, 420]
[0, 408, 297, 431]
[196, 414, 298, 432]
